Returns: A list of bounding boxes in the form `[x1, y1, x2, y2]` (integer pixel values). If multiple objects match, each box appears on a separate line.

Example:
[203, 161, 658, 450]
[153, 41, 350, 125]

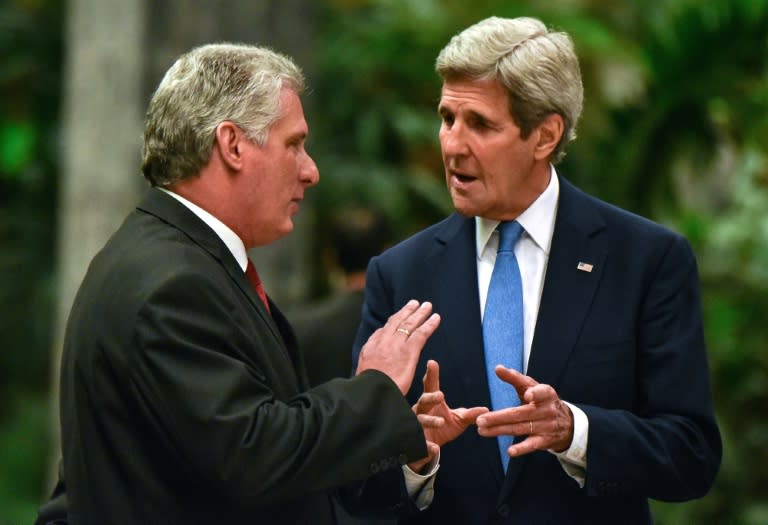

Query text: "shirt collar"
[158, 187, 249, 271]
[475, 165, 560, 258]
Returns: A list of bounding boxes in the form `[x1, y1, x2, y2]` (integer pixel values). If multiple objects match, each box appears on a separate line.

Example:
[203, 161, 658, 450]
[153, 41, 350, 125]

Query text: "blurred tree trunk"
[47, 0, 318, 488]
[47, 0, 146, 486]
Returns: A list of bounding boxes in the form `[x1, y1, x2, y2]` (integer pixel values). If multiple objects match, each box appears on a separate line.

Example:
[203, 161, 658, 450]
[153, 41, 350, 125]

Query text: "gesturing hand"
[476, 366, 574, 458]
[408, 360, 488, 472]
[356, 300, 441, 395]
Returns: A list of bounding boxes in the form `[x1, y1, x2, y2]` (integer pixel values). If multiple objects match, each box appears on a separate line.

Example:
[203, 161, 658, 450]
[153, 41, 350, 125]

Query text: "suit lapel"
[500, 177, 608, 498]
[527, 178, 607, 385]
[428, 214, 508, 486]
[136, 189, 286, 346]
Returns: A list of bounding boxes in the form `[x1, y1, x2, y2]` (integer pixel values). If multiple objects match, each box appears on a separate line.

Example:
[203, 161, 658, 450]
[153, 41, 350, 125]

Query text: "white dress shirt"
[159, 188, 249, 272]
[475, 168, 588, 485]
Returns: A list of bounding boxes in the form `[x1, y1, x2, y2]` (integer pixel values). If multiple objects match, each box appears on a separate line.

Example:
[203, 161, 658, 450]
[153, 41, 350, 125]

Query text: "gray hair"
[141, 43, 305, 186]
[436, 16, 583, 163]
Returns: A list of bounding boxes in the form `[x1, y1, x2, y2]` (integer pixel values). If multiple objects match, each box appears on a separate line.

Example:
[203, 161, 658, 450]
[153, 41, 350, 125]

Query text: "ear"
[213, 121, 245, 171]
[533, 113, 564, 161]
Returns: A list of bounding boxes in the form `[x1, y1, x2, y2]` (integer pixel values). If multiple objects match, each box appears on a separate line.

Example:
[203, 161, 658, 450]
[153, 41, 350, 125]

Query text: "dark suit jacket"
[289, 291, 397, 525]
[59, 188, 426, 525]
[352, 178, 721, 525]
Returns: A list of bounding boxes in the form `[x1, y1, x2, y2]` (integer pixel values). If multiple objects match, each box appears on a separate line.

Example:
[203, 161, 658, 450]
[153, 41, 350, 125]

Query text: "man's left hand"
[476, 366, 574, 457]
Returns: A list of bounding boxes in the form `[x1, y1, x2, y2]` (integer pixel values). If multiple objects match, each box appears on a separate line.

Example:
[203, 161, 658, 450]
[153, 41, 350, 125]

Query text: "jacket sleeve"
[581, 234, 721, 500]
[128, 268, 426, 507]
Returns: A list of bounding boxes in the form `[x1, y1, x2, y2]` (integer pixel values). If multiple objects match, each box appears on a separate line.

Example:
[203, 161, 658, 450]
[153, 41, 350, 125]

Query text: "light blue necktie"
[482, 221, 524, 471]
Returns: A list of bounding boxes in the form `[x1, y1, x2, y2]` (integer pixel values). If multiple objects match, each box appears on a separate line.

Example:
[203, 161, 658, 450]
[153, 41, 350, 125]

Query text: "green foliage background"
[1, 0, 766, 523]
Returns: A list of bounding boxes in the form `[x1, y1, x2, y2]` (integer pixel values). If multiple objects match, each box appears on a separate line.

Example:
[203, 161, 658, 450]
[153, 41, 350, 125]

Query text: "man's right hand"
[407, 360, 488, 472]
[355, 300, 440, 395]
[412, 360, 489, 446]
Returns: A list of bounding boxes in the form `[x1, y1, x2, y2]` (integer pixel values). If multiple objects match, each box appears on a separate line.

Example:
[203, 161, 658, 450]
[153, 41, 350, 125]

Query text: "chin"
[254, 222, 294, 247]
[279, 220, 295, 236]
[451, 199, 478, 218]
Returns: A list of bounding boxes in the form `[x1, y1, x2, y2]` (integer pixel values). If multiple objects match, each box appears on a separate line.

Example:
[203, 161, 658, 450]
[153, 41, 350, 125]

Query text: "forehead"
[439, 78, 509, 113]
[272, 88, 308, 136]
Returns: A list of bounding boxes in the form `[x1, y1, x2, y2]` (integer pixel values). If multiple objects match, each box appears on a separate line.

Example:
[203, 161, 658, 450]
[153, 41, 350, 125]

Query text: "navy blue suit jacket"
[352, 178, 721, 524]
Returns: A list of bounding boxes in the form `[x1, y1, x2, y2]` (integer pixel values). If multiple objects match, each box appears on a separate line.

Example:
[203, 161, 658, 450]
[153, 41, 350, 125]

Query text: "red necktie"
[245, 258, 271, 313]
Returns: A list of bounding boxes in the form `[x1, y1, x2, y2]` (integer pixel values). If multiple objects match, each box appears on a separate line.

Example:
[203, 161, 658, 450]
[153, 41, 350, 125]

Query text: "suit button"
[497, 504, 511, 518]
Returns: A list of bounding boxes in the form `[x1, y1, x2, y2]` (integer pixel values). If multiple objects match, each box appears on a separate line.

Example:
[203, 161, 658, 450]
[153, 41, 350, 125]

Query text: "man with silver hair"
[353, 16, 721, 524]
[38, 43, 460, 524]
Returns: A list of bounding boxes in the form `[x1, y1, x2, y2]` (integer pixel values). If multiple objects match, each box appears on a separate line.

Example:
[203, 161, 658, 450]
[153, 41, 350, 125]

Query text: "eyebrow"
[438, 104, 494, 124]
[288, 130, 308, 142]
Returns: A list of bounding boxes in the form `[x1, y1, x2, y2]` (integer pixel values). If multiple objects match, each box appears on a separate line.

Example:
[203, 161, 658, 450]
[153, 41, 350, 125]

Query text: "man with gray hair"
[39, 43, 460, 524]
[353, 16, 721, 524]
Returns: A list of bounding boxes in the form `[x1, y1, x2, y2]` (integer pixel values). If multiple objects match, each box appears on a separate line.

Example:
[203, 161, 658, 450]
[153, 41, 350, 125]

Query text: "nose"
[440, 122, 468, 161]
[301, 152, 320, 187]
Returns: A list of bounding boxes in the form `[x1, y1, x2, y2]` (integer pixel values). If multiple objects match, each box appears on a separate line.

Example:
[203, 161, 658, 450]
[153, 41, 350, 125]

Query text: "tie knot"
[498, 221, 524, 252]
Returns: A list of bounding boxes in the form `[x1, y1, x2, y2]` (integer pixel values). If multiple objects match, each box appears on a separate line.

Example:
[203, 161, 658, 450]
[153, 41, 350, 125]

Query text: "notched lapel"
[527, 219, 607, 387]
[429, 216, 489, 408]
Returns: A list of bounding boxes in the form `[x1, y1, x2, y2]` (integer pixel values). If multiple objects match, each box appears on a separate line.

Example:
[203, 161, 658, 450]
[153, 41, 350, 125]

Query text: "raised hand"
[476, 366, 574, 458]
[355, 300, 441, 395]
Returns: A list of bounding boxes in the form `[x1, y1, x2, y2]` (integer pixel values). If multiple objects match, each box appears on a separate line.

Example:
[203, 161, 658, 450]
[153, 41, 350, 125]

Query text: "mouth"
[289, 197, 303, 214]
[449, 171, 478, 188]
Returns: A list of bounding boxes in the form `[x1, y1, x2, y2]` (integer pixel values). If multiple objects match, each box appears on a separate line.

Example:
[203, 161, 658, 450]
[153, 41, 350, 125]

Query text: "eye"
[440, 112, 455, 127]
[467, 115, 489, 129]
[287, 135, 305, 150]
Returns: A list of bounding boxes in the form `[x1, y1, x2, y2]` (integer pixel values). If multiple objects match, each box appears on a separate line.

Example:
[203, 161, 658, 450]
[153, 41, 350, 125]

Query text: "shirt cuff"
[549, 401, 588, 487]
[402, 451, 440, 510]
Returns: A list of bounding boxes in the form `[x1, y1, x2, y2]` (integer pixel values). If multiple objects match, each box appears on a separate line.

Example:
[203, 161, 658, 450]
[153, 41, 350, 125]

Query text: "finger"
[385, 299, 421, 335]
[405, 313, 441, 348]
[454, 406, 490, 425]
[522, 383, 558, 405]
[476, 418, 534, 438]
[427, 441, 440, 459]
[397, 301, 435, 336]
[495, 365, 538, 400]
[422, 359, 440, 393]
[494, 366, 538, 389]
[507, 436, 549, 457]
[413, 391, 445, 413]
[416, 413, 445, 428]
[475, 405, 535, 430]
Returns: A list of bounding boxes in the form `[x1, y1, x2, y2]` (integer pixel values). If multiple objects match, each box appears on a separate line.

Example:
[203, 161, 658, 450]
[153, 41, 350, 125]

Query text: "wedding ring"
[529, 421, 533, 434]
[396, 327, 411, 336]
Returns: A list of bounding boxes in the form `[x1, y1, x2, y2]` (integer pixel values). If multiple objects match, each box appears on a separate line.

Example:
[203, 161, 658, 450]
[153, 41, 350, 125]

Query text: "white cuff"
[402, 451, 440, 510]
[549, 401, 588, 487]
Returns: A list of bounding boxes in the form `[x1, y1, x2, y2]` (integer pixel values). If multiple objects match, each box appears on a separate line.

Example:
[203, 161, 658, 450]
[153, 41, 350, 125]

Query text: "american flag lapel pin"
[577, 261, 594, 273]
